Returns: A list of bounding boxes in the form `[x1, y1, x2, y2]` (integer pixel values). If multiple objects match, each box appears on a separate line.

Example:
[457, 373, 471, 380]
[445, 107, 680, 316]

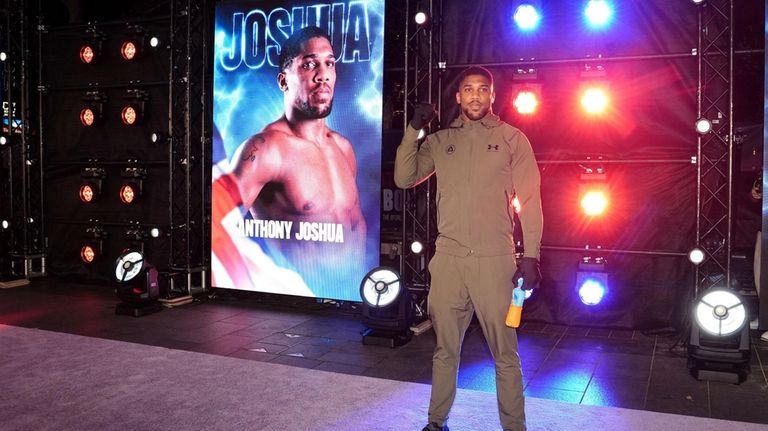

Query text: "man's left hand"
[514, 257, 541, 290]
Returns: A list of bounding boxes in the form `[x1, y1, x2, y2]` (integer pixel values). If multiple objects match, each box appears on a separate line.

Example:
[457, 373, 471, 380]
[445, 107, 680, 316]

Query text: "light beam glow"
[513, 4, 541, 31]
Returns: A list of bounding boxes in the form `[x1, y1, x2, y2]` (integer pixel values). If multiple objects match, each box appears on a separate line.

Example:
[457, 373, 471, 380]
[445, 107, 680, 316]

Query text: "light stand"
[688, 288, 750, 383]
[360, 266, 414, 347]
[114, 250, 162, 317]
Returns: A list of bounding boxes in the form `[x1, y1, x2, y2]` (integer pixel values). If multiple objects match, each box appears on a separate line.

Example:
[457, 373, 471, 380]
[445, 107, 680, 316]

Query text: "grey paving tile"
[269, 354, 323, 369]
[317, 350, 385, 368]
[526, 360, 596, 392]
[582, 377, 647, 409]
[524, 386, 583, 404]
[313, 361, 369, 376]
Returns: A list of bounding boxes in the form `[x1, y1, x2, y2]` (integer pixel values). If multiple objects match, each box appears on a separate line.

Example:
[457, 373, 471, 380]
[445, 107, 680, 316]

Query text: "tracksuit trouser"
[427, 251, 526, 431]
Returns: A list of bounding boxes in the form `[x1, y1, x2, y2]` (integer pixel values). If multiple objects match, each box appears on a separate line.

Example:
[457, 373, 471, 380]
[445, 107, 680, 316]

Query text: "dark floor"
[2, 278, 767, 426]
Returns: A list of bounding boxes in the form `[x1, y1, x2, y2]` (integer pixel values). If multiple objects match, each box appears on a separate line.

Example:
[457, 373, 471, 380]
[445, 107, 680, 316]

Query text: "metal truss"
[695, 0, 734, 296]
[168, 0, 211, 295]
[401, 0, 442, 309]
[1, 0, 45, 279]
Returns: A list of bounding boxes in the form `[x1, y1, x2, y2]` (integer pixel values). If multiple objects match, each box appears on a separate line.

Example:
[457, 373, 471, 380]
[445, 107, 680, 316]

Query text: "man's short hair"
[279, 26, 332, 72]
[456, 66, 494, 90]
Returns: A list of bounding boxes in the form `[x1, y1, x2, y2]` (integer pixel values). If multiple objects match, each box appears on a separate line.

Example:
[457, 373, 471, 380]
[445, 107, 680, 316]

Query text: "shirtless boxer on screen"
[212, 26, 366, 294]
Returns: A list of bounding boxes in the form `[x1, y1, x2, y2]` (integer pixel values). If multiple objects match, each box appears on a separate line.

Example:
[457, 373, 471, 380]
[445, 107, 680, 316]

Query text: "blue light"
[578, 278, 606, 305]
[513, 4, 541, 31]
[584, 0, 613, 28]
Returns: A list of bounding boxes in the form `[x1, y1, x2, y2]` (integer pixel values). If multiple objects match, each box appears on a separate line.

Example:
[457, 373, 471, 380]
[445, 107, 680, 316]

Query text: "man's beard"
[462, 104, 489, 121]
[296, 99, 333, 119]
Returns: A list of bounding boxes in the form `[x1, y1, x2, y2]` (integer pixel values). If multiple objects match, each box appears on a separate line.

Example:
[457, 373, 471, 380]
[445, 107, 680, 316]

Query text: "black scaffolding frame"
[167, 0, 211, 295]
[1, 0, 45, 279]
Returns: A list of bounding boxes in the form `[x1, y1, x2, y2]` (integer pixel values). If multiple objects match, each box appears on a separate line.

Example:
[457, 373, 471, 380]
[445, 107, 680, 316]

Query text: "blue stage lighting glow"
[357, 4, 385, 121]
[584, 0, 613, 28]
[578, 278, 606, 305]
[457, 359, 497, 393]
[513, 4, 541, 31]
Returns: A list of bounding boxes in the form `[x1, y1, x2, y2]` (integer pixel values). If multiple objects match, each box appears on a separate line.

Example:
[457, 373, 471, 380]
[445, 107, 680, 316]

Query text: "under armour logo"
[487, 144, 499, 151]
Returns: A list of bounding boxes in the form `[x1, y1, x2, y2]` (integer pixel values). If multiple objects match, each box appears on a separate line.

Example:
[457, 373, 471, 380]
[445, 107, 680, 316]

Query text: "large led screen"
[212, 0, 384, 301]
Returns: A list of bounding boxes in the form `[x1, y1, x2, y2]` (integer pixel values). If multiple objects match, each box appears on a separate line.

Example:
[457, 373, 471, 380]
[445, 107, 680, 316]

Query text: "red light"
[580, 190, 609, 216]
[80, 45, 95, 64]
[80, 245, 96, 263]
[580, 87, 610, 115]
[120, 184, 137, 204]
[80, 108, 96, 126]
[513, 90, 539, 115]
[79, 184, 96, 203]
[121, 105, 138, 125]
[121, 41, 138, 60]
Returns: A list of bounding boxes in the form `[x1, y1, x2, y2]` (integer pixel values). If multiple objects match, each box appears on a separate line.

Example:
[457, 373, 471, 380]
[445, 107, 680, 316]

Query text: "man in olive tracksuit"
[394, 66, 543, 431]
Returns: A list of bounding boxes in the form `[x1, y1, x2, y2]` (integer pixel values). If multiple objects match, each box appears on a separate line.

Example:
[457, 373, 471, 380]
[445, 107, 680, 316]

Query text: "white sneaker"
[761, 331, 768, 342]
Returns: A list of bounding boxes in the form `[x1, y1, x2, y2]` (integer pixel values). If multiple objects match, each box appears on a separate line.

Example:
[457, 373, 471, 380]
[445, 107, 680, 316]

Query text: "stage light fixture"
[578, 164, 609, 216]
[689, 247, 705, 265]
[80, 108, 97, 126]
[80, 26, 106, 64]
[695, 118, 712, 135]
[695, 289, 747, 337]
[79, 45, 96, 64]
[578, 278, 606, 305]
[150, 131, 167, 144]
[125, 225, 148, 244]
[79, 166, 106, 203]
[113, 249, 162, 317]
[81, 225, 107, 264]
[513, 4, 541, 31]
[119, 25, 160, 62]
[124, 223, 161, 245]
[80, 245, 96, 263]
[580, 190, 608, 216]
[691, 0, 705, 4]
[576, 256, 608, 306]
[410, 240, 423, 254]
[120, 40, 138, 60]
[581, 86, 610, 114]
[688, 288, 750, 383]
[1, 220, 9, 229]
[121, 89, 148, 125]
[0, 136, 7, 145]
[578, 64, 610, 115]
[511, 68, 541, 116]
[121, 105, 138, 125]
[585, 0, 613, 28]
[80, 91, 107, 127]
[513, 90, 539, 115]
[360, 266, 414, 347]
[0, 52, 7, 61]
[119, 184, 138, 204]
[119, 167, 147, 205]
[414, 11, 429, 26]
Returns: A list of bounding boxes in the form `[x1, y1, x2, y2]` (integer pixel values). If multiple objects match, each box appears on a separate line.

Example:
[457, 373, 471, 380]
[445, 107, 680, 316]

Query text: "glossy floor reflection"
[1, 278, 767, 425]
